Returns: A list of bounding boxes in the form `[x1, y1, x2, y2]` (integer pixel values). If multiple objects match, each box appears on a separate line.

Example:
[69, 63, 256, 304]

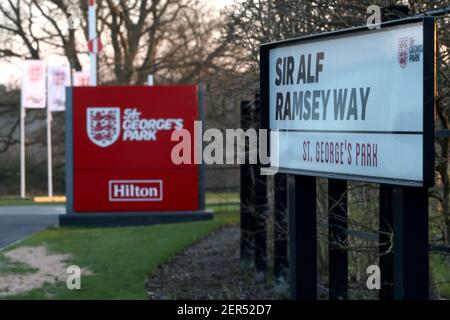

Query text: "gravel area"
[145, 226, 283, 300]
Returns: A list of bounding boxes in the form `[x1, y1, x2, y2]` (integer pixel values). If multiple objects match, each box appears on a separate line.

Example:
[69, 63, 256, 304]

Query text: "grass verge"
[0, 210, 238, 300]
[0, 255, 37, 275]
[0, 192, 239, 207]
[0, 198, 64, 206]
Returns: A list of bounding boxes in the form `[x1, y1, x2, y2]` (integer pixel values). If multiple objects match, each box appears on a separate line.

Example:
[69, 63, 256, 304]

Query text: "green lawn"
[3, 198, 447, 300]
[0, 192, 239, 207]
[206, 192, 239, 204]
[1, 210, 238, 300]
[0, 254, 37, 275]
[0, 198, 65, 206]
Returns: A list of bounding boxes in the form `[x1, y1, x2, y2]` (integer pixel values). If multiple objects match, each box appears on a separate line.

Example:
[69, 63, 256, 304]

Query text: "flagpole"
[88, 0, 97, 86]
[46, 104, 53, 197]
[20, 100, 26, 198]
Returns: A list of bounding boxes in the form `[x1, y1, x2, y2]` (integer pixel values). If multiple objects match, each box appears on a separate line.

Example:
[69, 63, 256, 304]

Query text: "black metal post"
[379, 184, 394, 300]
[378, 4, 409, 301]
[254, 170, 268, 281]
[288, 175, 317, 300]
[328, 179, 348, 300]
[393, 186, 429, 300]
[253, 91, 268, 282]
[274, 173, 288, 289]
[240, 100, 253, 268]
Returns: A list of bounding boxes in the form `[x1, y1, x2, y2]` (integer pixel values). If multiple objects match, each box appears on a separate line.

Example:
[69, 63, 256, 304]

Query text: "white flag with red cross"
[21, 60, 46, 109]
[47, 66, 71, 112]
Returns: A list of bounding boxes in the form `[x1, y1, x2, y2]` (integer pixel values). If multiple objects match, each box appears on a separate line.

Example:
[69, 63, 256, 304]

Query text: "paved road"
[0, 206, 65, 250]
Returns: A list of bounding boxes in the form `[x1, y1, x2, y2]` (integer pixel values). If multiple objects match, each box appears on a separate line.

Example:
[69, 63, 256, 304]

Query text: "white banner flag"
[21, 60, 46, 109]
[47, 66, 71, 112]
[73, 72, 90, 86]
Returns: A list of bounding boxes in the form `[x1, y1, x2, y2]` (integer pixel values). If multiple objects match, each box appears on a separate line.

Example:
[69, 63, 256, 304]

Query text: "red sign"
[71, 86, 199, 213]
[88, 38, 103, 54]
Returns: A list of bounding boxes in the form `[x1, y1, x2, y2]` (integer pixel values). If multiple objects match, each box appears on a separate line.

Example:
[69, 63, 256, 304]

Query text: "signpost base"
[59, 210, 213, 228]
[288, 175, 317, 300]
[328, 179, 348, 300]
[393, 186, 429, 300]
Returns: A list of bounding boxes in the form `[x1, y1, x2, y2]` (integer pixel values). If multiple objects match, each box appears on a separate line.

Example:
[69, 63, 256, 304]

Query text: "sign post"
[46, 104, 53, 197]
[20, 100, 25, 198]
[328, 178, 348, 300]
[392, 14, 435, 300]
[273, 172, 288, 290]
[88, 0, 97, 86]
[253, 91, 268, 282]
[240, 100, 253, 268]
[379, 184, 394, 299]
[47, 66, 71, 197]
[288, 174, 317, 299]
[379, 4, 410, 300]
[261, 17, 435, 300]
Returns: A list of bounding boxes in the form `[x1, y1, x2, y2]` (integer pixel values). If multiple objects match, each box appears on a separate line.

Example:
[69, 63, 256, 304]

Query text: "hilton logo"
[109, 180, 163, 202]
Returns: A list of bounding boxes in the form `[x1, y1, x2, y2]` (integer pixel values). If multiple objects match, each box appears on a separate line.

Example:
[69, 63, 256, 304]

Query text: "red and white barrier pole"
[88, 0, 97, 85]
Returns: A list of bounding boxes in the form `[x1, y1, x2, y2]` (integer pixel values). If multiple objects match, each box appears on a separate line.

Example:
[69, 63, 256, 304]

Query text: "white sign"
[21, 60, 46, 109]
[73, 72, 90, 86]
[147, 74, 154, 86]
[263, 20, 434, 186]
[47, 66, 71, 112]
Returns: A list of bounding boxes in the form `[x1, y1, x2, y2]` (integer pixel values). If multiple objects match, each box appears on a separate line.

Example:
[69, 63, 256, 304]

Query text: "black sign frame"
[260, 17, 435, 187]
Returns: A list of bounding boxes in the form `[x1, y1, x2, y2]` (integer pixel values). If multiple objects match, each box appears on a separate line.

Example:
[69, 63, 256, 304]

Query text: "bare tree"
[0, 0, 229, 195]
[0, 0, 226, 82]
[223, 0, 450, 298]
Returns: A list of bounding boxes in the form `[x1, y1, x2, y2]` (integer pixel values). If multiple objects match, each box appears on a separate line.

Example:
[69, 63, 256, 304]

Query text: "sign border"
[65, 85, 206, 214]
[260, 17, 435, 187]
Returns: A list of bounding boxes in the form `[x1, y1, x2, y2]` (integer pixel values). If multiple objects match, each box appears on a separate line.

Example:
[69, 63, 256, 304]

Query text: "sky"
[0, 0, 237, 86]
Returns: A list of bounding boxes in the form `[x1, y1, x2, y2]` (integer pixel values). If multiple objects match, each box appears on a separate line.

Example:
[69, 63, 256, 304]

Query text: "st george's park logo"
[398, 37, 409, 69]
[87, 107, 121, 147]
[87, 107, 184, 147]
[398, 36, 423, 69]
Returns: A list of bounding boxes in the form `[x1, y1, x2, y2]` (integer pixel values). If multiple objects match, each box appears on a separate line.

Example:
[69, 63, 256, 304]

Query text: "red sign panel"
[71, 86, 199, 213]
[88, 38, 103, 54]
